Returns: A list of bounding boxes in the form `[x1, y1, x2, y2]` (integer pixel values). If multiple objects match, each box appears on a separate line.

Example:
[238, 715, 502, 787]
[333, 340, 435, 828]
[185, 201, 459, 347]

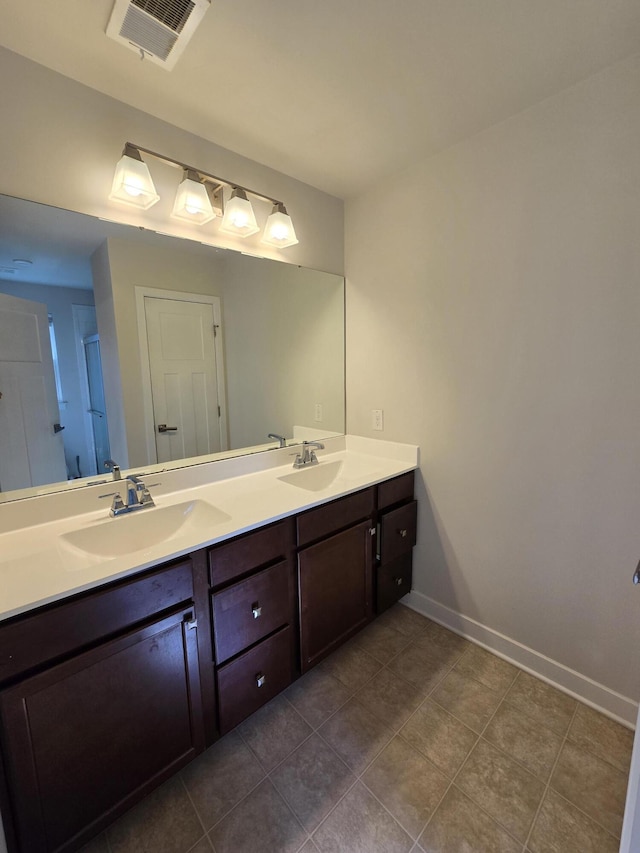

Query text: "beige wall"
[218, 253, 344, 449]
[0, 47, 343, 276]
[346, 54, 640, 714]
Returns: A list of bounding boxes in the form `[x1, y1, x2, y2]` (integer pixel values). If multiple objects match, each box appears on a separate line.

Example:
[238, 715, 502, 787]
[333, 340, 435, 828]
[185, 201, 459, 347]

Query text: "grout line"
[523, 702, 579, 850]
[418, 682, 525, 848]
[179, 773, 209, 838]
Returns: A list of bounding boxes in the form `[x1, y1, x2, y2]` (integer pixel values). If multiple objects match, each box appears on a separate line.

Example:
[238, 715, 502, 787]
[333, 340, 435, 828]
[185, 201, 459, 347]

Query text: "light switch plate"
[372, 409, 384, 431]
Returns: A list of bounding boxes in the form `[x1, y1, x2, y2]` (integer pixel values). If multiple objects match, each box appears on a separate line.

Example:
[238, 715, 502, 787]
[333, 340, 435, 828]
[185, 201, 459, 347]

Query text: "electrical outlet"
[372, 409, 384, 431]
[314, 403, 323, 422]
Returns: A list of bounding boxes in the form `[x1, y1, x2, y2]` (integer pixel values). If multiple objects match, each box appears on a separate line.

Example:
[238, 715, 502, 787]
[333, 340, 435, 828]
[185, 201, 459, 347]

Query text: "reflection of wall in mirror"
[91, 238, 344, 469]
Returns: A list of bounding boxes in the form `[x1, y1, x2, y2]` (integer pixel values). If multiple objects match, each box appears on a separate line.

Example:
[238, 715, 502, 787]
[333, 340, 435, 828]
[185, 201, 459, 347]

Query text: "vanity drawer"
[212, 560, 291, 664]
[296, 487, 375, 547]
[217, 625, 293, 733]
[379, 500, 417, 563]
[376, 553, 413, 613]
[0, 559, 193, 684]
[208, 520, 292, 588]
[377, 471, 415, 511]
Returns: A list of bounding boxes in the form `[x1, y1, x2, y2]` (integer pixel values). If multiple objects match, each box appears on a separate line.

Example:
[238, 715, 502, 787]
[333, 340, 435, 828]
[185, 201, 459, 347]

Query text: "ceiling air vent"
[106, 0, 211, 70]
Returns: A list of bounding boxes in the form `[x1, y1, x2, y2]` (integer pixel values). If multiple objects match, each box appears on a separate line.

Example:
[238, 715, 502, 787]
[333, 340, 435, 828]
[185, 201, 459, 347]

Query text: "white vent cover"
[106, 0, 211, 70]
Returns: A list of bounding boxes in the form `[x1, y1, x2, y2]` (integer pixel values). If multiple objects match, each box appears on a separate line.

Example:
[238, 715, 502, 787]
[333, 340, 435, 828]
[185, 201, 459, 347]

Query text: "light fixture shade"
[171, 170, 216, 224]
[219, 188, 260, 238]
[109, 146, 160, 209]
[261, 203, 299, 248]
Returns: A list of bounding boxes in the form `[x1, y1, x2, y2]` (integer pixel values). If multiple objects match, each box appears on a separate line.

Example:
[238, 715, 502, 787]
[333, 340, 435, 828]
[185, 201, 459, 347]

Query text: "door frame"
[620, 703, 640, 851]
[134, 287, 228, 466]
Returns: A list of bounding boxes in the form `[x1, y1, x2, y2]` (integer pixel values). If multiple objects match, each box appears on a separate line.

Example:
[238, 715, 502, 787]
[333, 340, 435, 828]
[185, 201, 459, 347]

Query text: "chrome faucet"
[268, 433, 287, 448]
[99, 474, 156, 517]
[293, 440, 325, 469]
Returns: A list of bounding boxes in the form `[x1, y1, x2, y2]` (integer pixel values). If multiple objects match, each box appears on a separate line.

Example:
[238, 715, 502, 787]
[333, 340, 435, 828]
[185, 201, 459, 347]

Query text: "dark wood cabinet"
[375, 472, 417, 613]
[0, 470, 417, 852]
[208, 519, 296, 734]
[0, 567, 204, 853]
[299, 520, 374, 670]
[297, 491, 375, 672]
[217, 625, 293, 732]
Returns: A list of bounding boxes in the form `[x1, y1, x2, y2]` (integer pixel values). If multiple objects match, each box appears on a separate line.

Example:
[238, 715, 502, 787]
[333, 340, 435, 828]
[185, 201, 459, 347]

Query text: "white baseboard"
[403, 590, 638, 729]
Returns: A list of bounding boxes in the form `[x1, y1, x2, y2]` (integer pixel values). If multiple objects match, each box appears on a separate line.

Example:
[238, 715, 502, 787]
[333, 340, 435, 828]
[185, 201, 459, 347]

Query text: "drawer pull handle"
[398, 528, 408, 538]
[252, 603, 262, 619]
[394, 577, 403, 586]
[256, 673, 266, 688]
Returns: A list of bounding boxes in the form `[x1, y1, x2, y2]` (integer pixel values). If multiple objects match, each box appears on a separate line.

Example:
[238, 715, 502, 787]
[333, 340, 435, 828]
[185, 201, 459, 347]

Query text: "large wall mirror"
[0, 194, 345, 503]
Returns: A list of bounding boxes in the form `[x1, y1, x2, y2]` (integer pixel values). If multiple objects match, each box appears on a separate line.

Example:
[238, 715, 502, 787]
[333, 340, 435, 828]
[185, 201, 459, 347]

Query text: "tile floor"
[81, 604, 633, 853]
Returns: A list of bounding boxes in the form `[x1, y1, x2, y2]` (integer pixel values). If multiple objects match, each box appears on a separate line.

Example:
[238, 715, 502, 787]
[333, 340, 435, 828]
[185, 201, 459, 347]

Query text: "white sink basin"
[59, 500, 231, 558]
[278, 460, 344, 492]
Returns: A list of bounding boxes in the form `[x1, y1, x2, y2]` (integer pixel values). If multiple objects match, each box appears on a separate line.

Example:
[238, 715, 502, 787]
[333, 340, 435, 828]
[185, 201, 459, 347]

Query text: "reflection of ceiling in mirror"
[0, 193, 226, 288]
[0, 194, 345, 504]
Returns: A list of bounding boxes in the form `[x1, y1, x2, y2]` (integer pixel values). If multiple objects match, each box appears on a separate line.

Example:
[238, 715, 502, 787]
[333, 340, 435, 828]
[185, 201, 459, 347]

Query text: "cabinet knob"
[252, 603, 262, 619]
[394, 577, 403, 586]
[398, 528, 408, 538]
[256, 673, 266, 688]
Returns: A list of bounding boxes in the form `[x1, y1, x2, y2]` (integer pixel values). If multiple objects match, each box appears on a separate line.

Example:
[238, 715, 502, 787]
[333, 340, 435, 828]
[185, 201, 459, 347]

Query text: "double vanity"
[0, 436, 418, 852]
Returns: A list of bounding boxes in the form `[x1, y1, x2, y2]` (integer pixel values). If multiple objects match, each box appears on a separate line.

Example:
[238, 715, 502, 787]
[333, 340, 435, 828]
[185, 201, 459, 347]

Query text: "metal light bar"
[125, 142, 285, 208]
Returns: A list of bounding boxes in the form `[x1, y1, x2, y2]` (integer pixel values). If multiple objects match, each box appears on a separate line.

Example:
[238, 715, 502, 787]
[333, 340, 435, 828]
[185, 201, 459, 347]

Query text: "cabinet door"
[0, 607, 204, 853]
[298, 520, 373, 672]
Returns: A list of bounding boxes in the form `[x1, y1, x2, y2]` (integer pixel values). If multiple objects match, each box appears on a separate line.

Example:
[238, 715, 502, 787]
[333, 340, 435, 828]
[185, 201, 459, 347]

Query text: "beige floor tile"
[362, 736, 449, 839]
[400, 698, 478, 778]
[317, 642, 382, 691]
[106, 775, 203, 853]
[483, 701, 564, 781]
[238, 694, 312, 772]
[356, 667, 426, 730]
[456, 739, 545, 842]
[567, 703, 634, 773]
[528, 789, 620, 853]
[209, 780, 307, 853]
[388, 643, 453, 693]
[504, 672, 576, 736]
[550, 740, 627, 838]
[313, 782, 413, 853]
[286, 668, 352, 729]
[431, 670, 502, 733]
[350, 619, 413, 663]
[376, 604, 430, 637]
[318, 697, 393, 773]
[417, 621, 471, 660]
[419, 785, 521, 853]
[187, 839, 213, 852]
[271, 734, 355, 831]
[78, 834, 109, 853]
[454, 645, 518, 695]
[181, 731, 265, 830]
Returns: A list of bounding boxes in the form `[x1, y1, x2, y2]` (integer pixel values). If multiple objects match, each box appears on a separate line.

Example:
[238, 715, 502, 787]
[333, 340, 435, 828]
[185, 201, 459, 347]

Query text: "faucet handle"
[104, 459, 121, 480]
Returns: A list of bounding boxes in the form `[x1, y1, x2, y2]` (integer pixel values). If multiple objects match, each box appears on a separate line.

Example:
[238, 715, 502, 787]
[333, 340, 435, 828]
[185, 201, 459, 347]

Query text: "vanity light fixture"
[171, 170, 217, 225]
[261, 203, 298, 248]
[218, 188, 260, 238]
[108, 143, 299, 247]
[109, 144, 160, 210]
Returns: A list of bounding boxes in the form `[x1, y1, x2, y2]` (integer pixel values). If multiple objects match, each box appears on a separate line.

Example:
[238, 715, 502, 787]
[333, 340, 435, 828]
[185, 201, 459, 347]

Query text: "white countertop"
[0, 436, 418, 622]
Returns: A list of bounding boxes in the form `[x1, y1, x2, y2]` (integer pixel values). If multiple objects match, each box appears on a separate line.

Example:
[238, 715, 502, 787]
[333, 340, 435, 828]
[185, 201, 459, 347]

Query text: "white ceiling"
[1, 0, 639, 198]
